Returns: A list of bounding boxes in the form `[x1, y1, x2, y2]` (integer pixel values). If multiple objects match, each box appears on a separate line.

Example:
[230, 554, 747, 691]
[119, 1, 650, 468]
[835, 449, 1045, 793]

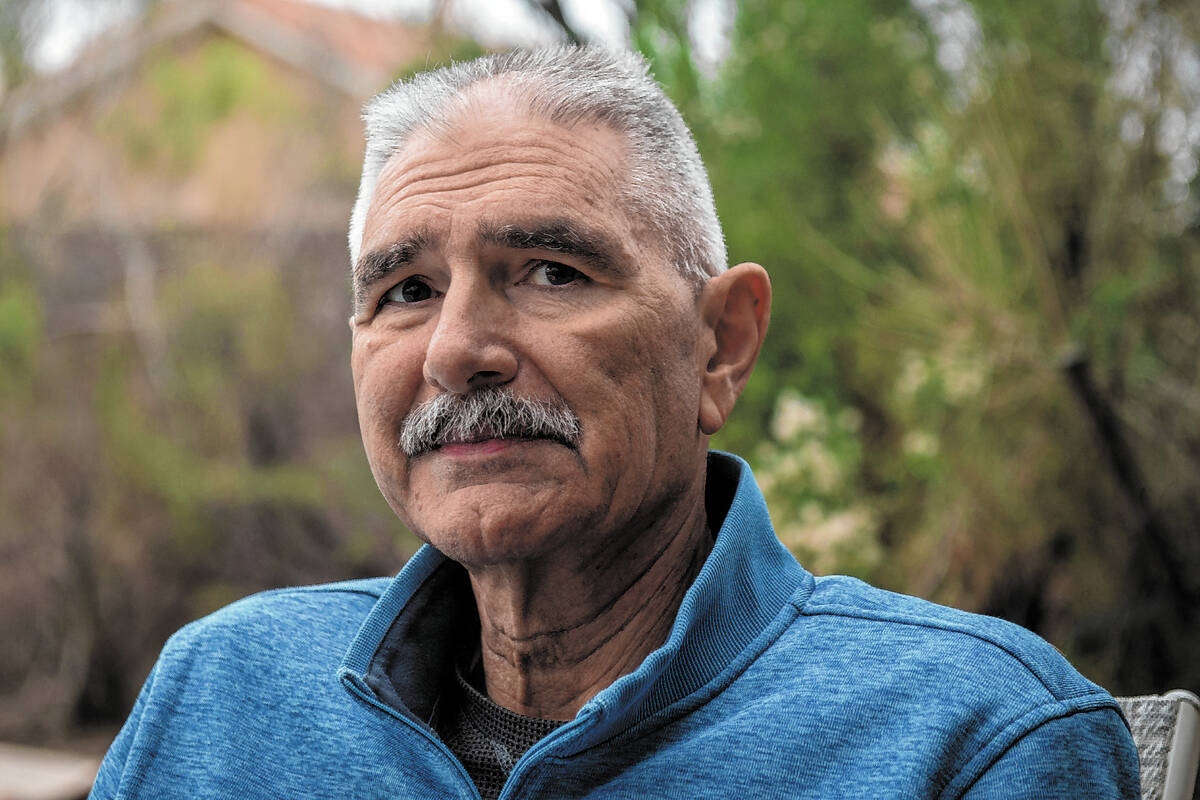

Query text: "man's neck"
[464, 490, 713, 721]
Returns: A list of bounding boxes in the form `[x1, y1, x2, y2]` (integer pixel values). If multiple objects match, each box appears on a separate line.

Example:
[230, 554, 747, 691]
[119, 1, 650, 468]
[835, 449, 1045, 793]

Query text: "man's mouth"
[436, 437, 532, 456]
[433, 429, 564, 456]
[437, 426, 505, 446]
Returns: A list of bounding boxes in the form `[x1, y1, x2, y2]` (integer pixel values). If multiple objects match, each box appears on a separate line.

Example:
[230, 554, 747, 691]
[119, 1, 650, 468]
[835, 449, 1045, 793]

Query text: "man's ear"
[697, 262, 771, 435]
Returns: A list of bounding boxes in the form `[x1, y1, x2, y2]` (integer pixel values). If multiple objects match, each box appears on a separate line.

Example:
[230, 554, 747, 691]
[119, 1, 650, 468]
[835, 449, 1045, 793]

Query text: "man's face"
[350, 102, 709, 569]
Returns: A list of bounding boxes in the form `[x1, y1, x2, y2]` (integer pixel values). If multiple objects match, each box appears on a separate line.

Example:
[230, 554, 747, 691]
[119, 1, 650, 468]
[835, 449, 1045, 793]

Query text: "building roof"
[0, 0, 431, 141]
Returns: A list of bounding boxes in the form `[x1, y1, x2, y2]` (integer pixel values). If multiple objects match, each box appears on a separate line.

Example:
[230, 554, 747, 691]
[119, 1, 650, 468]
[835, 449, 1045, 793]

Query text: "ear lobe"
[697, 262, 771, 435]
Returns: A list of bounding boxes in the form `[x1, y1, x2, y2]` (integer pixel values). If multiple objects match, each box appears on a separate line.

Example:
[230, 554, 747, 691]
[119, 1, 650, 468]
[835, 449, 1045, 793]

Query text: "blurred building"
[3, 0, 429, 224]
[0, 0, 460, 746]
[0, 0, 446, 339]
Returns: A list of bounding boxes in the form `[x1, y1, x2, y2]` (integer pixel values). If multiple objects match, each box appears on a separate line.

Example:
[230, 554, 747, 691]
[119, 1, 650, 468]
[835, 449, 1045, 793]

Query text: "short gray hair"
[348, 45, 727, 284]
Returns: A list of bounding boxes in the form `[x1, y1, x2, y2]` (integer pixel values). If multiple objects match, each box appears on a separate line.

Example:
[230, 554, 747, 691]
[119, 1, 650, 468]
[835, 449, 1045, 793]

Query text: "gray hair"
[348, 45, 727, 284]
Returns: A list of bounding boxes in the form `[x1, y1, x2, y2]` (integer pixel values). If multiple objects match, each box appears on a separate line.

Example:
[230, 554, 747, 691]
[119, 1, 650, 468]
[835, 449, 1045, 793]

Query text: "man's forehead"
[389, 79, 626, 183]
[378, 110, 628, 192]
[355, 108, 644, 264]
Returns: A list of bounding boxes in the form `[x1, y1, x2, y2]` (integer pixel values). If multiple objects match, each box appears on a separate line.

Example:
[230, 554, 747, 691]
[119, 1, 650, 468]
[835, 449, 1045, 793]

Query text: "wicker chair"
[1116, 690, 1200, 800]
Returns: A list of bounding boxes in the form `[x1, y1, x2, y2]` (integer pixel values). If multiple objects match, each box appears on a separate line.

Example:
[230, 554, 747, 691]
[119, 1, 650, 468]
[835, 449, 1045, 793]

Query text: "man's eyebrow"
[353, 232, 431, 310]
[479, 221, 630, 276]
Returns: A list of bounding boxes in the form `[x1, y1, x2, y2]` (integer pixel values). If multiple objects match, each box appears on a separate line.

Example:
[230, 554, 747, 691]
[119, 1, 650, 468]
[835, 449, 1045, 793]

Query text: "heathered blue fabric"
[91, 453, 1139, 799]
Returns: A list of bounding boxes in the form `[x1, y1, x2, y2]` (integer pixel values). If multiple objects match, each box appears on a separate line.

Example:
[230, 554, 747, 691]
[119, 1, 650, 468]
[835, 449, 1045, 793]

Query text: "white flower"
[896, 352, 929, 400]
[902, 429, 939, 457]
[772, 390, 823, 441]
[798, 440, 842, 493]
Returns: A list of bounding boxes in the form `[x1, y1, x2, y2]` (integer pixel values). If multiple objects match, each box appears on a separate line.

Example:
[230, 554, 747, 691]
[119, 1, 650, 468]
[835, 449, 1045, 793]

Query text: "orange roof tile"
[233, 0, 429, 78]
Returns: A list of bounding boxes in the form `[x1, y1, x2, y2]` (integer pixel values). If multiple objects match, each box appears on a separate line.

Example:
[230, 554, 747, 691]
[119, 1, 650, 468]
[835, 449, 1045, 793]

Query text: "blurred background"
[1, 0, 1197, 761]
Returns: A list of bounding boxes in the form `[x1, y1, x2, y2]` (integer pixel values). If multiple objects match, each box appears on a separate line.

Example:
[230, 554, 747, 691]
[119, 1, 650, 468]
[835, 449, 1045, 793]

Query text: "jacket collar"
[339, 452, 813, 751]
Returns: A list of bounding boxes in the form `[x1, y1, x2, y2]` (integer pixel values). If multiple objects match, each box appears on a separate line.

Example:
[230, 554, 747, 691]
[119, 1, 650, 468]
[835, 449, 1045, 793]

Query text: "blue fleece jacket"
[91, 453, 1139, 798]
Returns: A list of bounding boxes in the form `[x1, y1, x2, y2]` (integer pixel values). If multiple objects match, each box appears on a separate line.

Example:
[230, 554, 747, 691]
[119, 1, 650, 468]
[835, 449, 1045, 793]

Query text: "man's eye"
[527, 261, 585, 287]
[382, 276, 436, 305]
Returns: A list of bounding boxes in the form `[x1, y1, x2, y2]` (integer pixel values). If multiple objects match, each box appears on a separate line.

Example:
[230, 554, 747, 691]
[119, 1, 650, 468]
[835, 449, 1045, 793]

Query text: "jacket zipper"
[340, 670, 483, 800]
[497, 703, 602, 800]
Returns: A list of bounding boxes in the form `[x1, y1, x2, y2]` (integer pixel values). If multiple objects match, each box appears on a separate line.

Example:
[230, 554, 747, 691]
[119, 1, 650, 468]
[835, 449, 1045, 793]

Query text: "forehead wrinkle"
[380, 123, 628, 205]
[388, 166, 572, 211]
[388, 154, 617, 209]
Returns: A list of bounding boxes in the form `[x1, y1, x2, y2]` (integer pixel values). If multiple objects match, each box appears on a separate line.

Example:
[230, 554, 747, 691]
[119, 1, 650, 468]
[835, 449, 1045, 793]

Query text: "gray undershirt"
[432, 655, 566, 800]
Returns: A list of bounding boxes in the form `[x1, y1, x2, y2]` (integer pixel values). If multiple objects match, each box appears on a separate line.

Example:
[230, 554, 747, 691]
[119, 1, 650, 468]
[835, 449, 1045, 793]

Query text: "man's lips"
[436, 438, 520, 455]
[434, 437, 543, 457]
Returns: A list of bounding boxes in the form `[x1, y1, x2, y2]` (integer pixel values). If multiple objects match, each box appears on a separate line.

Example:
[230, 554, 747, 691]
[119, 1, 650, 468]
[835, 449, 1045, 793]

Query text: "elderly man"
[92, 47, 1138, 799]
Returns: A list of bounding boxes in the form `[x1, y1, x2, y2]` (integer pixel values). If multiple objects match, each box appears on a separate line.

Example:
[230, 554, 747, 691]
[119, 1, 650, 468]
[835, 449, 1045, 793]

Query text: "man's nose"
[422, 280, 518, 395]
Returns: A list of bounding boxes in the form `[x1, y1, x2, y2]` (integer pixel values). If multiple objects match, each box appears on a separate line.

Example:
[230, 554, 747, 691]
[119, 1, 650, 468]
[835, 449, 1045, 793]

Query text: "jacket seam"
[940, 703, 1126, 800]
[249, 584, 386, 600]
[799, 603, 1066, 699]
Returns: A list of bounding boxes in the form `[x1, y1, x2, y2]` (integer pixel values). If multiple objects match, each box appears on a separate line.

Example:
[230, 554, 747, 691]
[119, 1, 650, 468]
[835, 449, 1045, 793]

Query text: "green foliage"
[0, 238, 414, 739]
[0, 6, 27, 89]
[0, 275, 40, 395]
[0, 233, 40, 413]
[700, 0, 936, 460]
[109, 37, 298, 171]
[755, 390, 880, 577]
[94, 260, 399, 555]
[634, 0, 1200, 692]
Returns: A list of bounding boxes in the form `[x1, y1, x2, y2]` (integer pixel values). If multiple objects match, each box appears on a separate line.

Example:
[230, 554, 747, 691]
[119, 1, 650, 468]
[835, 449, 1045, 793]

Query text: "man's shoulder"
[161, 577, 391, 665]
[790, 574, 1108, 703]
[703, 575, 1137, 798]
[184, 576, 391, 628]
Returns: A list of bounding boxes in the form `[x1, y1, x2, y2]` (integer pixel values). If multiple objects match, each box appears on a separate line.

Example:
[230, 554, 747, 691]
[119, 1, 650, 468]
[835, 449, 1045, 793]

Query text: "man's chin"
[404, 443, 578, 495]
[405, 496, 584, 567]
[389, 441, 593, 563]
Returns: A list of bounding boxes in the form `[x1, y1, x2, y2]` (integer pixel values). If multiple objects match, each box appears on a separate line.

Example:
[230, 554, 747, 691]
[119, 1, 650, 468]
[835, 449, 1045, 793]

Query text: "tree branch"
[534, 0, 583, 44]
[1060, 348, 1196, 612]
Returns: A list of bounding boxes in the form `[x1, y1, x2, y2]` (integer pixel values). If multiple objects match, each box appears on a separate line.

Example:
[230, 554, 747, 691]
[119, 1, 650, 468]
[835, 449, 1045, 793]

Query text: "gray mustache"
[399, 386, 582, 457]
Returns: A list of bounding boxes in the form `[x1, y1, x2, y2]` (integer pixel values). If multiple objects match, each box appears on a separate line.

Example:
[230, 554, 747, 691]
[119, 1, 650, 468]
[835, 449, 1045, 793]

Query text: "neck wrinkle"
[467, 484, 713, 721]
